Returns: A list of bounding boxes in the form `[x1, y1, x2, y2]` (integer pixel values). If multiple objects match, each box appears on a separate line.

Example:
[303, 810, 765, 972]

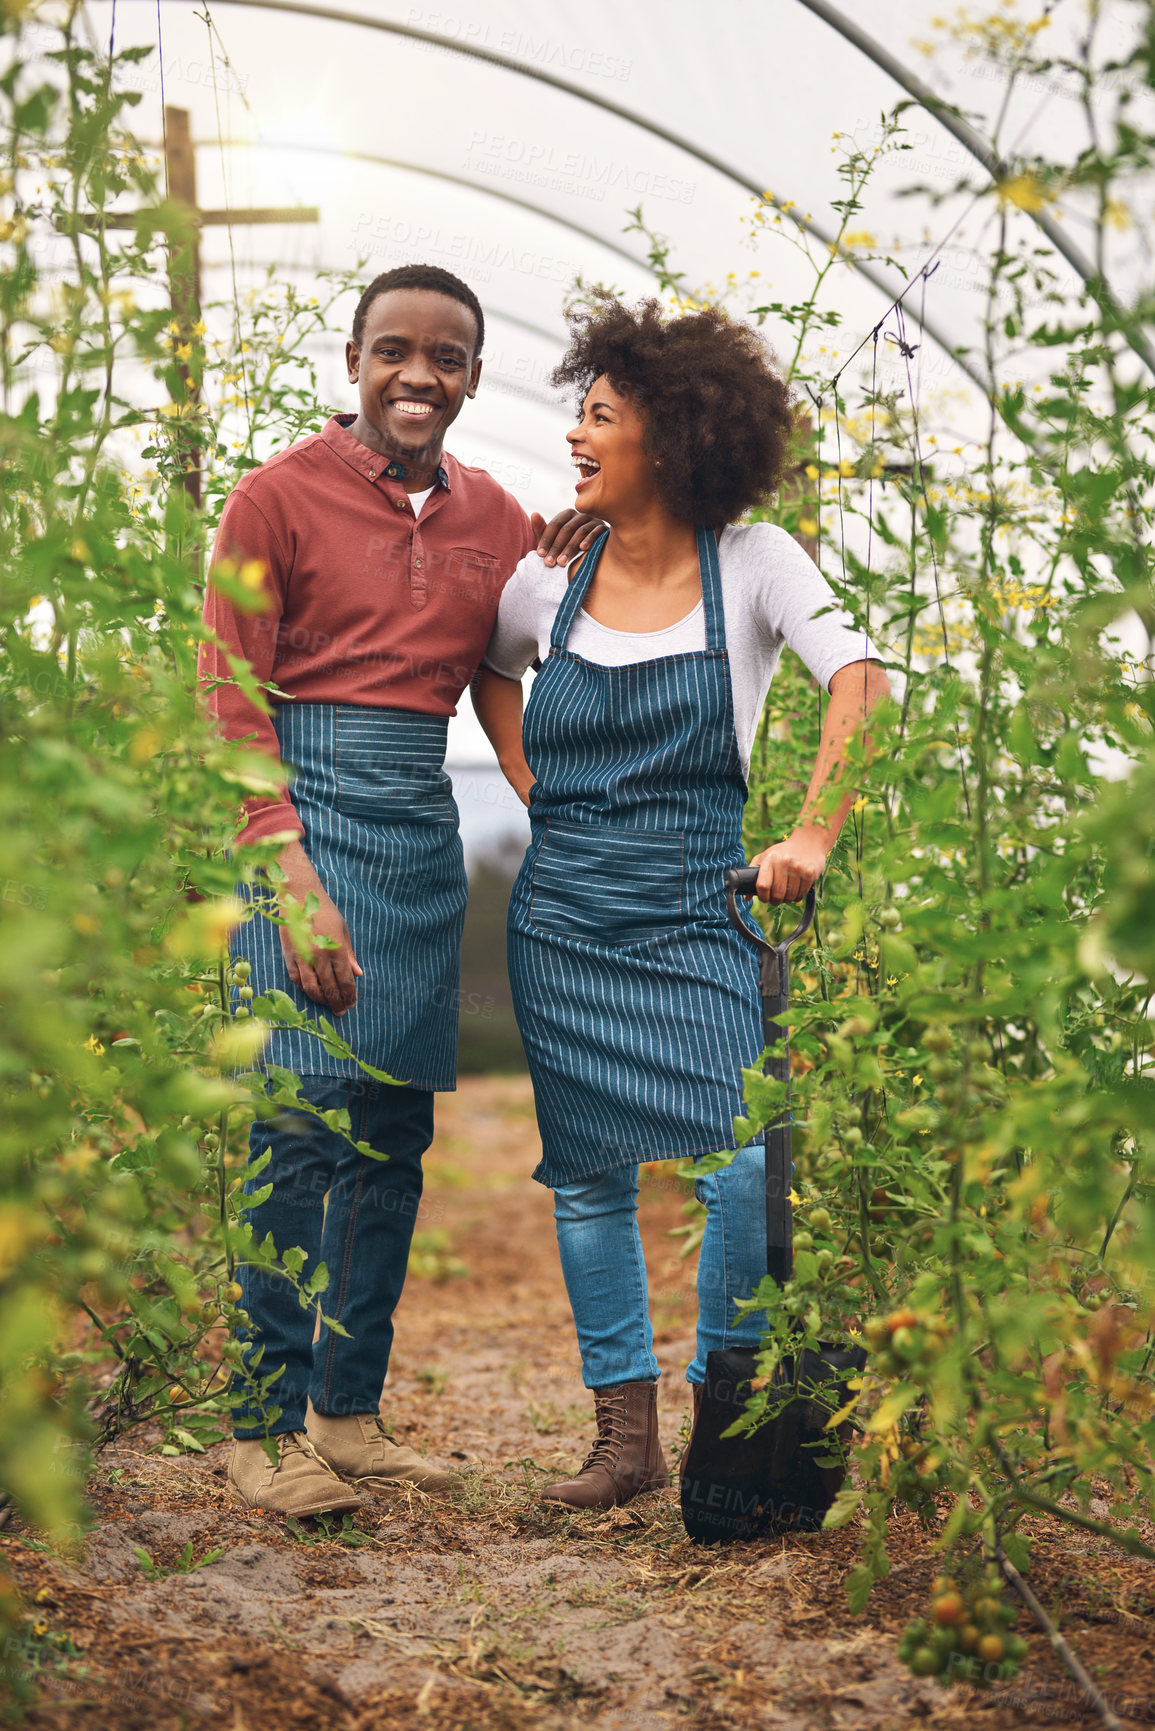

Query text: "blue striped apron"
[231, 704, 467, 1089]
[507, 528, 764, 1185]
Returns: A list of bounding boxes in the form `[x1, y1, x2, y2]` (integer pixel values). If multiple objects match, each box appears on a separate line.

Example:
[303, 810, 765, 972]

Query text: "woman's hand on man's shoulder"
[530, 509, 607, 568]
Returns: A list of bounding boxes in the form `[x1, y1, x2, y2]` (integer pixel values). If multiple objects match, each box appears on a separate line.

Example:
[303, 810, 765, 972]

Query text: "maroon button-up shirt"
[201, 414, 535, 844]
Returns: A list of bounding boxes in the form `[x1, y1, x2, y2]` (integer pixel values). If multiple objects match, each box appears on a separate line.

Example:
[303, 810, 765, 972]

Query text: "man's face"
[346, 288, 482, 466]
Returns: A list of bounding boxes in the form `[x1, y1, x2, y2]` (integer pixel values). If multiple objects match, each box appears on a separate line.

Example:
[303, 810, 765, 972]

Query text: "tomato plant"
[0, 11, 379, 1604]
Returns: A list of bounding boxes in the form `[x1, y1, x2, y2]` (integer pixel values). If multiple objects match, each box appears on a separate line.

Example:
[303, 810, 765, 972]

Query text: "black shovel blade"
[681, 1343, 867, 1545]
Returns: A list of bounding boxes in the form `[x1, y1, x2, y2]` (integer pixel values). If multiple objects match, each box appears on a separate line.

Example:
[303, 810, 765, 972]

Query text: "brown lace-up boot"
[542, 1381, 669, 1510]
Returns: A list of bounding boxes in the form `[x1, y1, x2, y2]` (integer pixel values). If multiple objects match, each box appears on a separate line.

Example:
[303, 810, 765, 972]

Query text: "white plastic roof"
[73, 0, 1155, 758]
[83, 0, 1153, 454]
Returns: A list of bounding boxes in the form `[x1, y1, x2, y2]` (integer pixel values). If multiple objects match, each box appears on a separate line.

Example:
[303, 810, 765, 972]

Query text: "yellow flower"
[839, 458, 856, 477]
[997, 175, 1048, 213]
[166, 897, 247, 960]
[129, 727, 162, 765]
[841, 229, 878, 250]
[804, 464, 819, 480]
[83, 1034, 105, 1055]
[798, 518, 819, 538]
[175, 342, 192, 363]
[192, 319, 207, 337]
[912, 1074, 923, 1087]
[238, 559, 266, 592]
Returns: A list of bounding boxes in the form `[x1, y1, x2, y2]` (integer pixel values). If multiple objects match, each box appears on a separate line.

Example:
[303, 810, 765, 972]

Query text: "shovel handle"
[724, 871, 817, 953]
[724, 870, 817, 1292]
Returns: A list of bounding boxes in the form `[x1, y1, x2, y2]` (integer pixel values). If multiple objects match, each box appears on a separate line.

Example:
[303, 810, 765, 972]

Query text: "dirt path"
[5, 1078, 1155, 1730]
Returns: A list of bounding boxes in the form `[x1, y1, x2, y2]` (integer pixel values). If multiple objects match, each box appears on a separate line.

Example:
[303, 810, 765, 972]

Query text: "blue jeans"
[552, 1143, 768, 1389]
[232, 1076, 433, 1439]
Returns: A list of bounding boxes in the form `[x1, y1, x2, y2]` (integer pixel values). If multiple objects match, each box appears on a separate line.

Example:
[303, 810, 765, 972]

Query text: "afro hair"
[551, 295, 796, 526]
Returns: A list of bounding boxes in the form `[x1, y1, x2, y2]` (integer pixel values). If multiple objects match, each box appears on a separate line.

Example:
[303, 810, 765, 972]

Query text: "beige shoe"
[306, 1400, 461, 1495]
[228, 1430, 365, 1517]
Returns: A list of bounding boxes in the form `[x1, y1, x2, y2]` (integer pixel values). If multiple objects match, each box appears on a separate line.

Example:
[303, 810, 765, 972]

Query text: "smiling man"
[201, 265, 598, 1517]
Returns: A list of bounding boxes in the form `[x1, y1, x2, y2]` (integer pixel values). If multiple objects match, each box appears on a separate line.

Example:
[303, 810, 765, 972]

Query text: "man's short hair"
[351, 265, 485, 357]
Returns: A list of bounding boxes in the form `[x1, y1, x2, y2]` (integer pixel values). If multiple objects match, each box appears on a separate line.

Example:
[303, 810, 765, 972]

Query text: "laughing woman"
[474, 298, 890, 1510]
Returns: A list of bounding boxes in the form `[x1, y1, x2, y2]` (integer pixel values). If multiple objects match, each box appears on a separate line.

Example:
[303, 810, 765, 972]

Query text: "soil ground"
[5, 1076, 1155, 1730]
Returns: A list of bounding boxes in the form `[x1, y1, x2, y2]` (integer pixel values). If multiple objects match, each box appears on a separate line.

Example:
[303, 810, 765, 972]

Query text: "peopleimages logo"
[405, 9, 633, 82]
[351, 214, 572, 283]
[465, 132, 696, 206]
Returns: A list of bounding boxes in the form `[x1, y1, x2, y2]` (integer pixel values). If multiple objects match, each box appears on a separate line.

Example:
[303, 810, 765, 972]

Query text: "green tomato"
[910, 1647, 941, 1678]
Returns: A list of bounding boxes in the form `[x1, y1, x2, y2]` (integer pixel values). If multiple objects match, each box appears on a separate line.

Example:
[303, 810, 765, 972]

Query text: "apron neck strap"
[550, 525, 724, 653]
[550, 529, 608, 651]
[697, 527, 725, 654]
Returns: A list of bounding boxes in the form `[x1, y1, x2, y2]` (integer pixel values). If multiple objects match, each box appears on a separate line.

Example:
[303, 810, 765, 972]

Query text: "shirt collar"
[323, 414, 450, 491]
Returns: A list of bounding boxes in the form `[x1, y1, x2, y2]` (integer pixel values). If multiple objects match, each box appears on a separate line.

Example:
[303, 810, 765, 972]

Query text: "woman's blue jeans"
[232, 1076, 433, 1439]
[552, 1143, 768, 1389]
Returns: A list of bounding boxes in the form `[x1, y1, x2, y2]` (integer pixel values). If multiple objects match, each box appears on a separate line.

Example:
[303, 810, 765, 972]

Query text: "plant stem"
[994, 1543, 1124, 1731]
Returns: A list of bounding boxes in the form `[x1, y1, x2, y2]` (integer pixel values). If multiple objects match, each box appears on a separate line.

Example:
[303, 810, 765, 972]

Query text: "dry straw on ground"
[6, 1080, 1155, 1731]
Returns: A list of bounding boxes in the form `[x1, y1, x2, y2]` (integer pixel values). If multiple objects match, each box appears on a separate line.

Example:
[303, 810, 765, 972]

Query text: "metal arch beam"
[191, 0, 992, 397]
[794, 0, 1155, 379]
[205, 138, 653, 278]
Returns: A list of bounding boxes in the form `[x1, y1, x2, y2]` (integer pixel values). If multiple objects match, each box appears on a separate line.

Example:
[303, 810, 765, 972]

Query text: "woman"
[474, 298, 889, 1510]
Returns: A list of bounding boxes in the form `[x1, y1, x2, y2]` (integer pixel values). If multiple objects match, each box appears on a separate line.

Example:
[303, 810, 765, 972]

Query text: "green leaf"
[822, 1484, 863, 1529]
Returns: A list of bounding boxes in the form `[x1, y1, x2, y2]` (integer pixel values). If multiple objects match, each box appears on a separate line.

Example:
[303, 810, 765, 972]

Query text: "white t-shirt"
[482, 523, 883, 773]
[408, 484, 435, 516]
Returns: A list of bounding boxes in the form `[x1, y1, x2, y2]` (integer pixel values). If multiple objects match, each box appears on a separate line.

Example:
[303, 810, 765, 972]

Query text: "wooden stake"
[164, 105, 202, 506]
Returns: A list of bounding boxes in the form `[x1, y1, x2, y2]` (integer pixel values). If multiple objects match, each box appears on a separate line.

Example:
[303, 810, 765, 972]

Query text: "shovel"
[680, 869, 866, 1544]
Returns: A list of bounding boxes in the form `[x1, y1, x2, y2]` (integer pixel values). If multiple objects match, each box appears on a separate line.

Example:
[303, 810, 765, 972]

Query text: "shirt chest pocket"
[529, 821, 686, 947]
[419, 545, 502, 607]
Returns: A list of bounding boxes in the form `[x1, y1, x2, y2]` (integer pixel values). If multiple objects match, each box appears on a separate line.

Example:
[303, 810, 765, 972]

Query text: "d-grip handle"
[724, 869, 817, 954]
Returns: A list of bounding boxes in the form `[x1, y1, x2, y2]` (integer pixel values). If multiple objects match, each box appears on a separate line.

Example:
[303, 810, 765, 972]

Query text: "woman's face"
[566, 375, 658, 521]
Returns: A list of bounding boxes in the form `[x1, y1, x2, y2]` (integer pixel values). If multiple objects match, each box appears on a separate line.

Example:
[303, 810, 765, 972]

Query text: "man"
[201, 264, 597, 1516]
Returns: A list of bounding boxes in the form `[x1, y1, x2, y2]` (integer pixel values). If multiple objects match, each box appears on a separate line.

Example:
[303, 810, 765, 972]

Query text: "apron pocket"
[529, 821, 685, 945]
[335, 716, 455, 824]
